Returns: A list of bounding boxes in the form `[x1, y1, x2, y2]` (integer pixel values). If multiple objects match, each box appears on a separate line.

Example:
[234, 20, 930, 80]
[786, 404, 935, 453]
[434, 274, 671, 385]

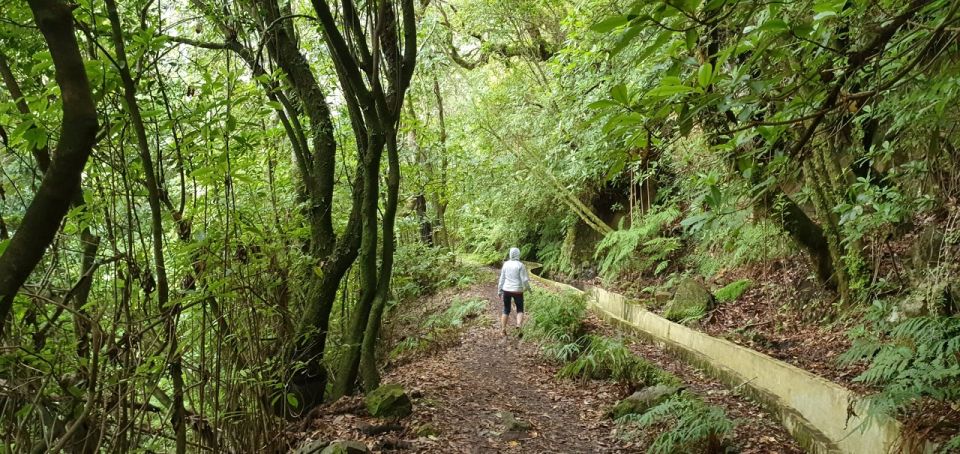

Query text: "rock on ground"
[608, 384, 682, 420]
[664, 278, 715, 322]
[364, 384, 412, 419]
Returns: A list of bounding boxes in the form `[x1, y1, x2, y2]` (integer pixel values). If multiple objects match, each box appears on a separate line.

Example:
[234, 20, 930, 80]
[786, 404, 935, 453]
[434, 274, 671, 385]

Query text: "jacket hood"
[509, 247, 521, 261]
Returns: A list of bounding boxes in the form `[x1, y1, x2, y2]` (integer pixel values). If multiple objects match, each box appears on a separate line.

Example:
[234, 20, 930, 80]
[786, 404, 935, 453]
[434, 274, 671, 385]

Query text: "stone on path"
[293, 440, 329, 454]
[608, 384, 682, 420]
[500, 411, 533, 432]
[415, 422, 440, 437]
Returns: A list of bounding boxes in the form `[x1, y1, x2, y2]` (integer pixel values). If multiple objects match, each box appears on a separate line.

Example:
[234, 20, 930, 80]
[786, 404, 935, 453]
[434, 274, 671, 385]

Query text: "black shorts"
[502, 291, 524, 315]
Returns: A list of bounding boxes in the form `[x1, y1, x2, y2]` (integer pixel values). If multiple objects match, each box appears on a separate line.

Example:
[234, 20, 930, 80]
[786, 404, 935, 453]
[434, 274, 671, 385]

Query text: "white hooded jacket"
[498, 247, 531, 294]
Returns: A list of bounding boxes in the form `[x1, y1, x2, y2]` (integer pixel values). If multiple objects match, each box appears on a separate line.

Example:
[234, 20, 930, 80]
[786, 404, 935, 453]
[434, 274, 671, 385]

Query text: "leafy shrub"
[714, 279, 751, 303]
[687, 210, 792, 278]
[839, 312, 960, 446]
[524, 289, 588, 343]
[557, 334, 678, 387]
[392, 243, 479, 301]
[618, 393, 734, 454]
[595, 207, 681, 280]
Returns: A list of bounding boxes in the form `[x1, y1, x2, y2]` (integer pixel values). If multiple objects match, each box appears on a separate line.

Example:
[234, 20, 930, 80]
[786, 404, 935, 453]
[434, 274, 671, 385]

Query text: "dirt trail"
[295, 271, 801, 453]
[383, 277, 626, 452]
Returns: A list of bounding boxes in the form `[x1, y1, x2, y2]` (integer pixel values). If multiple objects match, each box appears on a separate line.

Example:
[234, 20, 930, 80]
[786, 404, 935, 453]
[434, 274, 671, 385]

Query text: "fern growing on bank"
[840, 313, 960, 448]
[595, 207, 681, 280]
[618, 393, 734, 454]
[425, 297, 486, 329]
[557, 334, 678, 387]
[524, 289, 588, 343]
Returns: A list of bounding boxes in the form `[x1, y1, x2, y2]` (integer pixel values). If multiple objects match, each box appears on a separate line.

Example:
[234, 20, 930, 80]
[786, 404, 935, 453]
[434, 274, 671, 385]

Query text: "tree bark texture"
[0, 0, 98, 336]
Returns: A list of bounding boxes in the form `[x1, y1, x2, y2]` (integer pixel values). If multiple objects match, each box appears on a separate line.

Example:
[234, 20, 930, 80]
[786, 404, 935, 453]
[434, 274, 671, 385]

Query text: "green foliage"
[714, 279, 751, 304]
[839, 312, 960, 444]
[392, 244, 479, 301]
[688, 211, 793, 278]
[523, 289, 588, 343]
[618, 393, 735, 454]
[426, 297, 487, 329]
[595, 207, 681, 280]
[390, 297, 486, 360]
[557, 334, 678, 387]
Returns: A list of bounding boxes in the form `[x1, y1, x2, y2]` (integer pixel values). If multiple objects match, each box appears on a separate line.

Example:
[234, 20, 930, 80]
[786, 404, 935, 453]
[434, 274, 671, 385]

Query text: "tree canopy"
[1, 0, 959, 451]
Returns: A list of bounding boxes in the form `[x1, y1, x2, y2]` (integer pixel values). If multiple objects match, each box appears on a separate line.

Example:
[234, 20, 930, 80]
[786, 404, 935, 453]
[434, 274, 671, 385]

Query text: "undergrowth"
[595, 207, 681, 281]
[389, 297, 486, 361]
[523, 289, 588, 344]
[840, 308, 960, 448]
[524, 290, 731, 453]
[685, 208, 792, 278]
[524, 289, 678, 388]
[392, 244, 480, 301]
[617, 393, 734, 454]
[556, 335, 678, 388]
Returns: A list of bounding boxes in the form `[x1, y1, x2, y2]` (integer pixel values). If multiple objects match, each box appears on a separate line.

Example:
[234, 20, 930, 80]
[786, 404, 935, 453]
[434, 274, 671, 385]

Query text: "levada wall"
[531, 273, 933, 454]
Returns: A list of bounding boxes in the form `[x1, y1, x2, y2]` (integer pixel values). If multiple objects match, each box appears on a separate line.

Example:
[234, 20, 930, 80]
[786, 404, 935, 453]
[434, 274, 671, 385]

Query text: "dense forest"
[1, 0, 959, 452]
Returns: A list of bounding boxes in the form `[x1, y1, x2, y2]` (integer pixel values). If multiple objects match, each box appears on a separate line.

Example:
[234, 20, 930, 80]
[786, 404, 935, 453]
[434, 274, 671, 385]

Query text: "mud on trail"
[292, 270, 801, 453]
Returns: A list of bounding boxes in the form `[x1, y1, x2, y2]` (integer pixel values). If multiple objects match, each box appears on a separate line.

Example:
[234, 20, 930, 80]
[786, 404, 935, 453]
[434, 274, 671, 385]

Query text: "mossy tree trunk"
[317, 0, 417, 399]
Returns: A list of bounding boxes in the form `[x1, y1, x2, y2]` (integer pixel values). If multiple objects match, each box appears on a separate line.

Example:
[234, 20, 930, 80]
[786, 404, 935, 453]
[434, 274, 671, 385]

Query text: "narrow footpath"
[294, 270, 801, 453]
[382, 279, 625, 452]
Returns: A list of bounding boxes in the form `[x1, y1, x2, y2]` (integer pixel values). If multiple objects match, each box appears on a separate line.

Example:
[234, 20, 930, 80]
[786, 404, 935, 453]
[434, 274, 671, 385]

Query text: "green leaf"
[791, 22, 814, 38]
[756, 19, 789, 34]
[813, 10, 838, 21]
[678, 103, 693, 136]
[605, 158, 626, 181]
[704, 0, 727, 11]
[23, 126, 48, 150]
[697, 63, 713, 87]
[685, 29, 699, 51]
[588, 100, 619, 110]
[611, 24, 644, 55]
[286, 393, 299, 408]
[591, 16, 629, 33]
[609, 84, 630, 104]
[707, 186, 722, 208]
[635, 31, 673, 63]
[646, 84, 694, 97]
[0, 239, 9, 256]
[626, 130, 648, 149]
[680, 212, 712, 230]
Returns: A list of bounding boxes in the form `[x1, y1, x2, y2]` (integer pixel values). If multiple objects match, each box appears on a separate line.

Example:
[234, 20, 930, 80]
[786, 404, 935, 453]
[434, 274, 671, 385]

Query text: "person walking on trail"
[498, 247, 531, 335]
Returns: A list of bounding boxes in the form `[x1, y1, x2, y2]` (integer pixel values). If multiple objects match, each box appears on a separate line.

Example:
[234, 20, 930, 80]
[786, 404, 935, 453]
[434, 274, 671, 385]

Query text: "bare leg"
[500, 314, 508, 335]
[516, 312, 524, 328]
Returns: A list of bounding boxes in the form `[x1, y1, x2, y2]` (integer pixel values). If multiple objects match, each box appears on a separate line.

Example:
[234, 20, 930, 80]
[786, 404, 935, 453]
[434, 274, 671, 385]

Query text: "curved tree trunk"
[360, 132, 402, 391]
[0, 0, 98, 336]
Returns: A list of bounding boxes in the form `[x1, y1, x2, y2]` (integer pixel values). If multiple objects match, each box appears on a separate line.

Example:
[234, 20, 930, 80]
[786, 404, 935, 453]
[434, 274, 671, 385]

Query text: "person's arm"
[498, 265, 506, 296]
[520, 263, 531, 292]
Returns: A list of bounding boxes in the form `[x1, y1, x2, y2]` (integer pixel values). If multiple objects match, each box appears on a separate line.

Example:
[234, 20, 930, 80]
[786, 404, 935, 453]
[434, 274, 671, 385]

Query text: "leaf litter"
[290, 270, 802, 453]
